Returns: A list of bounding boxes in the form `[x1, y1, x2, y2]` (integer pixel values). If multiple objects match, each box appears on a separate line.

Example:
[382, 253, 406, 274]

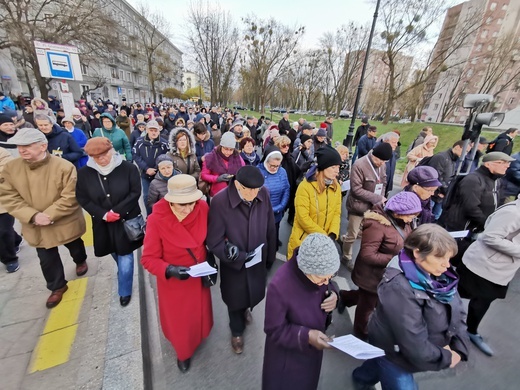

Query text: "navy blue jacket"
[132, 135, 169, 180]
[195, 136, 215, 166]
[356, 135, 377, 159]
[500, 152, 520, 201]
[45, 124, 83, 164]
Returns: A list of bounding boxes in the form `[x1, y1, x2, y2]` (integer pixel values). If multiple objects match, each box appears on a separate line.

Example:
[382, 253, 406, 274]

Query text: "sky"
[127, 0, 377, 52]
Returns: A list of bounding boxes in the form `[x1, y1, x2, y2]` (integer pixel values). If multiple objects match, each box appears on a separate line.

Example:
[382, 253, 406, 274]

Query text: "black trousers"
[35, 237, 87, 291]
[0, 213, 22, 265]
[228, 307, 247, 337]
[467, 297, 496, 334]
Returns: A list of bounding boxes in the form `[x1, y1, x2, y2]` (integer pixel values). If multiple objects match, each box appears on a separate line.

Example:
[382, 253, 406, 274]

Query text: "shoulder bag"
[186, 247, 218, 288]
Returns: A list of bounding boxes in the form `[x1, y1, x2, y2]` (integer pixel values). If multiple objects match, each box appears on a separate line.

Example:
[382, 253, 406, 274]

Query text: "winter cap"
[269, 129, 280, 138]
[361, 115, 369, 123]
[71, 108, 82, 116]
[316, 128, 327, 137]
[7, 128, 47, 145]
[135, 121, 147, 128]
[320, 123, 328, 129]
[407, 166, 442, 187]
[297, 233, 340, 276]
[236, 165, 264, 188]
[372, 142, 393, 161]
[482, 151, 515, 163]
[220, 131, 237, 149]
[385, 191, 422, 215]
[301, 123, 312, 131]
[146, 120, 160, 130]
[156, 154, 174, 167]
[84, 137, 113, 156]
[230, 120, 244, 132]
[478, 136, 489, 144]
[315, 145, 342, 170]
[61, 116, 75, 125]
[0, 113, 14, 125]
[195, 113, 205, 122]
[155, 117, 164, 124]
[300, 134, 312, 144]
[164, 174, 202, 204]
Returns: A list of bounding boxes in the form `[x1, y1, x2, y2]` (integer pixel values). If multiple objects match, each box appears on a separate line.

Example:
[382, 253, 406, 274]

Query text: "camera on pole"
[457, 94, 505, 175]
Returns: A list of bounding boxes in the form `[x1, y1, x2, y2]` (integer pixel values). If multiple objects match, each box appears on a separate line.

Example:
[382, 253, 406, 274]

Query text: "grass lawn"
[238, 109, 517, 172]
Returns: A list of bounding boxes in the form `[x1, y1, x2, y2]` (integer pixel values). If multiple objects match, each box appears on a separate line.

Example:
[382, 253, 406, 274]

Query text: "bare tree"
[134, 4, 174, 102]
[0, 0, 119, 100]
[319, 23, 370, 116]
[377, 0, 483, 123]
[186, 0, 240, 106]
[240, 16, 304, 113]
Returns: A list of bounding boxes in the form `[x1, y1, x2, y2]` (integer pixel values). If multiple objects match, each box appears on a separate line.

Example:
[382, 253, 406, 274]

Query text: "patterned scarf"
[398, 250, 459, 304]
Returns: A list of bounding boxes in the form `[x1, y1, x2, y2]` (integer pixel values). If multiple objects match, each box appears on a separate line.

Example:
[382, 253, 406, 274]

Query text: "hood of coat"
[31, 98, 50, 111]
[192, 128, 211, 142]
[422, 135, 438, 148]
[86, 152, 123, 174]
[168, 127, 196, 155]
[363, 206, 392, 227]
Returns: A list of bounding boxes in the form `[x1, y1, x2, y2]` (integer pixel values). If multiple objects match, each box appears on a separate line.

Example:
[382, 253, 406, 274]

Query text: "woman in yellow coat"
[287, 146, 342, 258]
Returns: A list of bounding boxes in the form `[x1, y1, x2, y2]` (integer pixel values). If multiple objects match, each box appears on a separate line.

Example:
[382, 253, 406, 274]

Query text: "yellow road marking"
[29, 278, 88, 373]
[82, 213, 94, 247]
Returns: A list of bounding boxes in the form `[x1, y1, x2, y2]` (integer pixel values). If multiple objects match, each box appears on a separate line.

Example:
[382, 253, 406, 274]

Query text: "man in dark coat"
[353, 115, 370, 147]
[278, 112, 291, 136]
[356, 126, 377, 159]
[441, 152, 514, 266]
[174, 105, 190, 124]
[207, 165, 277, 354]
[34, 113, 83, 165]
[487, 128, 518, 155]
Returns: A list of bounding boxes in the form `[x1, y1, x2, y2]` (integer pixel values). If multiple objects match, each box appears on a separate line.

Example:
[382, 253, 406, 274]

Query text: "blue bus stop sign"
[46, 51, 74, 79]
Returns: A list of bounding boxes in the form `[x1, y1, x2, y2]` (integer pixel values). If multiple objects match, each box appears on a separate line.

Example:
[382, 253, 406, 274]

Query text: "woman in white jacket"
[458, 196, 520, 357]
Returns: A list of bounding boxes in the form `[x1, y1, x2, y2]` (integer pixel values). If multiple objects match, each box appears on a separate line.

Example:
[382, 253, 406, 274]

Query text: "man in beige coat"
[0, 128, 87, 308]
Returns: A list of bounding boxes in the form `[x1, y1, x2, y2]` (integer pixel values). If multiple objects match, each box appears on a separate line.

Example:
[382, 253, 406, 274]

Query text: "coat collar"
[228, 179, 266, 209]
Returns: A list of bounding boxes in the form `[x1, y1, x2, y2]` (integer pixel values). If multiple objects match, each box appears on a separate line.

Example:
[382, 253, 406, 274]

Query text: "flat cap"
[483, 152, 515, 163]
[7, 128, 47, 145]
[84, 137, 113, 156]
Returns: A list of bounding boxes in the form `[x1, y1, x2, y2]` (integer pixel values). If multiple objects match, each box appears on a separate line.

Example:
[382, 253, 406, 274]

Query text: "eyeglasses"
[268, 163, 281, 170]
[419, 186, 437, 194]
[280, 144, 290, 148]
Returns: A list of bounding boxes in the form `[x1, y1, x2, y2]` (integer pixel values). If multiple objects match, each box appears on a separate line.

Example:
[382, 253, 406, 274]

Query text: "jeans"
[36, 237, 87, 291]
[141, 177, 152, 216]
[0, 213, 22, 265]
[353, 357, 417, 390]
[111, 252, 134, 297]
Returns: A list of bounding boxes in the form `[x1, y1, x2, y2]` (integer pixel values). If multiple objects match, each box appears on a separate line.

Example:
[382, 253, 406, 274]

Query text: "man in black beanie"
[207, 165, 277, 354]
[342, 142, 392, 270]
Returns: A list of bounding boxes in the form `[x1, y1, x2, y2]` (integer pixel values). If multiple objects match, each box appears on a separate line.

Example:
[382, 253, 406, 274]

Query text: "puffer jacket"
[147, 172, 170, 208]
[368, 258, 469, 373]
[44, 123, 83, 165]
[287, 166, 342, 258]
[352, 206, 411, 293]
[132, 135, 168, 180]
[346, 151, 387, 217]
[258, 163, 290, 223]
[462, 200, 520, 286]
[92, 113, 132, 161]
[167, 127, 200, 181]
[500, 152, 520, 201]
[193, 130, 215, 166]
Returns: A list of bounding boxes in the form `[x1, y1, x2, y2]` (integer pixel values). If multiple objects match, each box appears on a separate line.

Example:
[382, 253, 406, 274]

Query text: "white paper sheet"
[328, 335, 385, 360]
[245, 243, 264, 268]
[187, 261, 218, 277]
[341, 180, 351, 192]
[448, 230, 470, 239]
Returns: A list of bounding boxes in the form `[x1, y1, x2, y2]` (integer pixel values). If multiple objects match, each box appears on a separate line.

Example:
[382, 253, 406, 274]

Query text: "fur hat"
[297, 233, 340, 276]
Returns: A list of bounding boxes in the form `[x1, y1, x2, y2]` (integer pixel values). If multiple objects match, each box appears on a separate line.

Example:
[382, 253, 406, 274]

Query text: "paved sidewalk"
[0, 229, 144, 390]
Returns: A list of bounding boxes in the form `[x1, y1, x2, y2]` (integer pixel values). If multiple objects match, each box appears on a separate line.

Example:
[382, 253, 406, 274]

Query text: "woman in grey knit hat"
[262, 233, 339, 390]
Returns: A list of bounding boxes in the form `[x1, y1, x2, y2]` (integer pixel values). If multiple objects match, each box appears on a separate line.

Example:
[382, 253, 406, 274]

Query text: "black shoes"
[120, 295, 131, 306]
[177, 358, 191, 373]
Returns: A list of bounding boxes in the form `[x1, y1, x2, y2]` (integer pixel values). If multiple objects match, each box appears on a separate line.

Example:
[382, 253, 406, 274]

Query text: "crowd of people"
[1, 95, 520, 389]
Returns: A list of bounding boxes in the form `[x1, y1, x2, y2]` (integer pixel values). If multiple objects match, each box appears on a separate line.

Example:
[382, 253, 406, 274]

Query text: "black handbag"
[97, 173, 145, 242]
[186, 247, 218, 288]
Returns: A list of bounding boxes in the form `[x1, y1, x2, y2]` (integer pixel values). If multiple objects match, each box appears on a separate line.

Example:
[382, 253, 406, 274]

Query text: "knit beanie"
[0, 113, 14, 125]
[372, 142, 393, 161]
[385, 191, 422, 215]
[315, 145, 342, 170]
[300, 134, 312, 144]
[297, 233, 340, 276]
[156, 154, 174, 167]
[220, 131, 236, 149]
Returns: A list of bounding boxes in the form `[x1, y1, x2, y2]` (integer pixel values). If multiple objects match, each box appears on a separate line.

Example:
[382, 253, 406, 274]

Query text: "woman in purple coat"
[262, 233, 339, 390]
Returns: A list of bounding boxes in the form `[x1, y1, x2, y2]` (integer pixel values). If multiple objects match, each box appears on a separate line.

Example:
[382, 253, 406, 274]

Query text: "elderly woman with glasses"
[274, 135, 300, 225]
[141, 174, 213, 374]
[258, 146, 290, 247]
[403, 166, 442, 225]
[262, 233, 339, 390]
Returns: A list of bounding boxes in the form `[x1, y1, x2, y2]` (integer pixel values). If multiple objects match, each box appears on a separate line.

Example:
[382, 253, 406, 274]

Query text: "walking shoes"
[76, 261, 88, 277]
[46, 285, 69, 308]
[468, 332, 494, 356]
[177, 358, 191, 373]
[6, 261, 20, 273]
[231, 336, 244, 354]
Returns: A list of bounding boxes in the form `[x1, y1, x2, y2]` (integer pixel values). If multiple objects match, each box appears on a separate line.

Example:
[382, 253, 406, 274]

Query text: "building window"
[127, 72, 131, 81]
[476, 44, 483, 52]
[81, 64, 88, 75]
[438, 93, 442, 98]
[110, 67, 117, 78]
[486, 17, 492, 24]
[492, 31, 498, 38]
[81, 84, 90, 94]
[490, 2, 496, 11]
[119, 70, 124, 80]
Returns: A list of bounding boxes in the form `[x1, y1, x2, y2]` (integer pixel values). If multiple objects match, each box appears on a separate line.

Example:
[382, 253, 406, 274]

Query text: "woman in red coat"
[141, 174, 213, 373]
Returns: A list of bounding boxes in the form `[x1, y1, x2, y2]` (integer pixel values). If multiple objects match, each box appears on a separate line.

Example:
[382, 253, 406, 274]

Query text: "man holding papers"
[207, 165, 277, 354]
[141, 175, 213, 374]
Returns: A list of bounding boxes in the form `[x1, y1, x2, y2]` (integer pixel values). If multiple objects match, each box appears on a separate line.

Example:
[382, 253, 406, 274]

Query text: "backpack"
[486, 137, 509, 153]
[417, 155, 434, 167]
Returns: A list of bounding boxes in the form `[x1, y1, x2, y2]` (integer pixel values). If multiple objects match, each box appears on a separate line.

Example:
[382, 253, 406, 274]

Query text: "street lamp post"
[343, 0, 381, 153]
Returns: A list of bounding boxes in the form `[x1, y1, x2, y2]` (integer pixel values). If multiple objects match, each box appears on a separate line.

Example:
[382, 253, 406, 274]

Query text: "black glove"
[225, 240, 239, 262]
[245, 251, 255, 263]
[165, 265, 190, 280]
[217, 174, 232, 183]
